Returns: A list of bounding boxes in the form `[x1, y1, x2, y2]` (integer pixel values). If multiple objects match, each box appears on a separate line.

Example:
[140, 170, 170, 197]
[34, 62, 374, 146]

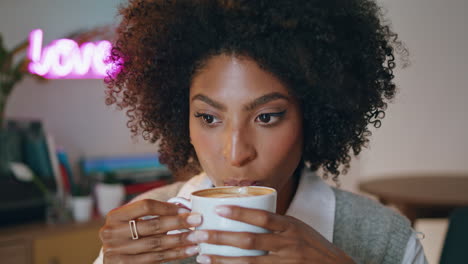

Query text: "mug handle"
[167, 197, 192, 211]
[167, 197, 192, 234]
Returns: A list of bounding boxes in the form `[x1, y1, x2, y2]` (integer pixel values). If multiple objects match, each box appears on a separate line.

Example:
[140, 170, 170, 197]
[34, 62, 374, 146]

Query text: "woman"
[95, 0, 427, 263]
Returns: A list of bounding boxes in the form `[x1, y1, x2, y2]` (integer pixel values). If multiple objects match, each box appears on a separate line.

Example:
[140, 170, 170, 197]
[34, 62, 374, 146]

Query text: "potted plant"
[0, 33, 47, 124]
[0, 34, 46, 175]
[10, 161, 72, 224]
[94, 172, 126, 217]
[10, 162, 51, 197]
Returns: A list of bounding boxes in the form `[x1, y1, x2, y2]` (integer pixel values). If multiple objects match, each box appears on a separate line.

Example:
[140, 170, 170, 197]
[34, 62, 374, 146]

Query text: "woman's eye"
[255, 111, 286, 125]
[258, 114, 271, 123]
[194, 113, 220, 125]
[202, 114, 214, 123]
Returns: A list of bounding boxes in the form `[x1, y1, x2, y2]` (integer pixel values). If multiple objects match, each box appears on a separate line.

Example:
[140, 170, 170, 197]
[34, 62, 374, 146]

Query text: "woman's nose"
[223, 128, 257, 167]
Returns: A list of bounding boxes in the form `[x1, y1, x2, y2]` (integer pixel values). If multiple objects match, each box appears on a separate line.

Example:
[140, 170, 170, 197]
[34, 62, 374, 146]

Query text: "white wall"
[2, 0, 467, 263]
[360, 0, 468, 178]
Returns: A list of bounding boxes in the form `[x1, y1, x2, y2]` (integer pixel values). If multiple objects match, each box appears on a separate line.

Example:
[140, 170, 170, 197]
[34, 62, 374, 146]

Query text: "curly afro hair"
[105, 0, 407, 181]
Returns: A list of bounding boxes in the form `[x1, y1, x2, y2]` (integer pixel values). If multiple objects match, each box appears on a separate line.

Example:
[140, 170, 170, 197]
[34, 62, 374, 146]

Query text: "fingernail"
[178, 208, 191, 214]
[196, 255, 211, 264]
[185, 245, 200, 255]
[215, 205, 231, 216]
[187, 230, 209, 242]
[186, 213, 202, 225]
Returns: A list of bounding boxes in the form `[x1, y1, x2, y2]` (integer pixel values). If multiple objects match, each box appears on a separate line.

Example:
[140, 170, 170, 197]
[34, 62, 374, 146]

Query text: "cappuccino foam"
[194, 186, 274, 198]
[201, 192, 258, 198]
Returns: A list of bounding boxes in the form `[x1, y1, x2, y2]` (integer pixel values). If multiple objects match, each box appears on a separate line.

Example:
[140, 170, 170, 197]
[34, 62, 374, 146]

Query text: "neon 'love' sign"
[28, 29, 112, 79]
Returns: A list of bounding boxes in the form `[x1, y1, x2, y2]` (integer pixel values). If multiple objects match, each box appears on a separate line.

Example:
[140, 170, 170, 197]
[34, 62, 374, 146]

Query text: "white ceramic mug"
[168, 186, 277, 256]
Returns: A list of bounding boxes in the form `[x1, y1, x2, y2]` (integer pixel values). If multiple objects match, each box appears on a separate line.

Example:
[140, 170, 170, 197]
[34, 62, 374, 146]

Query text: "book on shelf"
[81, 154, 165, 174]
[45, 133, 64, 197]
[19, 121, 54, 181]
[81, 154, 172, 199]
[57, 148, 75, 192]
[124, 179, 170, 201]
[59, 163, 71, 193]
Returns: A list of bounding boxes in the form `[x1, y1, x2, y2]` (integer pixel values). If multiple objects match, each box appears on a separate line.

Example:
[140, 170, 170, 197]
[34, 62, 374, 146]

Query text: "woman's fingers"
[133, 213, 202, 237]
[100, 213, 202, 243]
[216, 205, 289, 232]
[187, 230, 287, 252]
[104, 244, 199, 264]
[100, 199, 202, 263]
[106, 199, 186, 224]
[104, 232, 196, 255]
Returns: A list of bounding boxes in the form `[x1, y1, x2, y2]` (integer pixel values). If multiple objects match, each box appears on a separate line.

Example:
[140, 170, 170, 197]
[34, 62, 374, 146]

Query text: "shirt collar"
[285, 169, 335, 242]
[175, 168, 335, 242]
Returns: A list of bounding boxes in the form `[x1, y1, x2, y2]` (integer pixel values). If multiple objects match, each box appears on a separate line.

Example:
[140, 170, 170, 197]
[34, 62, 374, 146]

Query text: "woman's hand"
[187, 205, 355, 264]
[99, 199, 202, 263]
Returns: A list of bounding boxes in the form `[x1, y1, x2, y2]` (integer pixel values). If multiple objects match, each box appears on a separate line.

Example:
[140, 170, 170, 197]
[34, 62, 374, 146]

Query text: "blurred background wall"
[362, 0, 468, 179]
[343, 0, 468, 262]
[1, 0, 156, 176]
[1, 0, 467, 263]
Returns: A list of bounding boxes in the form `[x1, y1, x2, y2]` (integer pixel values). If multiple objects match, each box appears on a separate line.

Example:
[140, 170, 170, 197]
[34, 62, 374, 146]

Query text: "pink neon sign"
[28, 29, 113, 79]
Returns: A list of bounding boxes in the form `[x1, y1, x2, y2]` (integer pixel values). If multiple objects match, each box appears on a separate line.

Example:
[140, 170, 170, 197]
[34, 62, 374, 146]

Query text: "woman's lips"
[223, 180, 260, 186]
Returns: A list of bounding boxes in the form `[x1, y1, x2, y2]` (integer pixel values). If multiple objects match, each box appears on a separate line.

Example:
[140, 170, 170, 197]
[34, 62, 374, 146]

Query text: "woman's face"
[189, 54, 303, 191]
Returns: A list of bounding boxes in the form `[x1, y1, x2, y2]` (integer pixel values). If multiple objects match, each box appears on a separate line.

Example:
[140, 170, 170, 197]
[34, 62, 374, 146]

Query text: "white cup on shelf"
[71, 196, 93, 222]
[94, 183, 125, 217]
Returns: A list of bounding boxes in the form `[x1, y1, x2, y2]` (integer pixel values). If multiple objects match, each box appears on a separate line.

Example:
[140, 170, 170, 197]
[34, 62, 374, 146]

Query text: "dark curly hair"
[105, 0, 407, 181]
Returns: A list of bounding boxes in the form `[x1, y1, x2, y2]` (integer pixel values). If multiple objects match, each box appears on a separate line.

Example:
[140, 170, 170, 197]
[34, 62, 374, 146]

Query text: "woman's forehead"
[189, 54, 291, 103]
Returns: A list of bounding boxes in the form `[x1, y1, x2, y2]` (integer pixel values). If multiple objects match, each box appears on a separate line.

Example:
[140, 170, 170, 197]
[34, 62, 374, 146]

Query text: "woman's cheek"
[192, 130, 222, 166]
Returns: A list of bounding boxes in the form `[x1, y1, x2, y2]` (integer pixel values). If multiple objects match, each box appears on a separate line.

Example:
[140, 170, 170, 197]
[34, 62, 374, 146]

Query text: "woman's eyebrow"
[191, 94, 226, 111]
[244, 92, 290, 111]
[191, 92, 289, 111]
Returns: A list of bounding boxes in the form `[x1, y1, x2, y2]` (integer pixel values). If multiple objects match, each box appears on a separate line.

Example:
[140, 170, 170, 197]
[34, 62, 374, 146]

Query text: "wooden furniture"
[359, 175, 468, 225]
[0, 218, 104, 264]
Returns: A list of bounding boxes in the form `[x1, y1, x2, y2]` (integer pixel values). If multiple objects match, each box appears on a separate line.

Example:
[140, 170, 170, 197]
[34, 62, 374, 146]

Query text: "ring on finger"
[129, 220, 139, 240]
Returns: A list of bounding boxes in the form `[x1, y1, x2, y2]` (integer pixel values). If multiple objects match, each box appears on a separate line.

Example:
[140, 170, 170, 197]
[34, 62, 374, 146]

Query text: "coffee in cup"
[193, 186, 274, 198]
